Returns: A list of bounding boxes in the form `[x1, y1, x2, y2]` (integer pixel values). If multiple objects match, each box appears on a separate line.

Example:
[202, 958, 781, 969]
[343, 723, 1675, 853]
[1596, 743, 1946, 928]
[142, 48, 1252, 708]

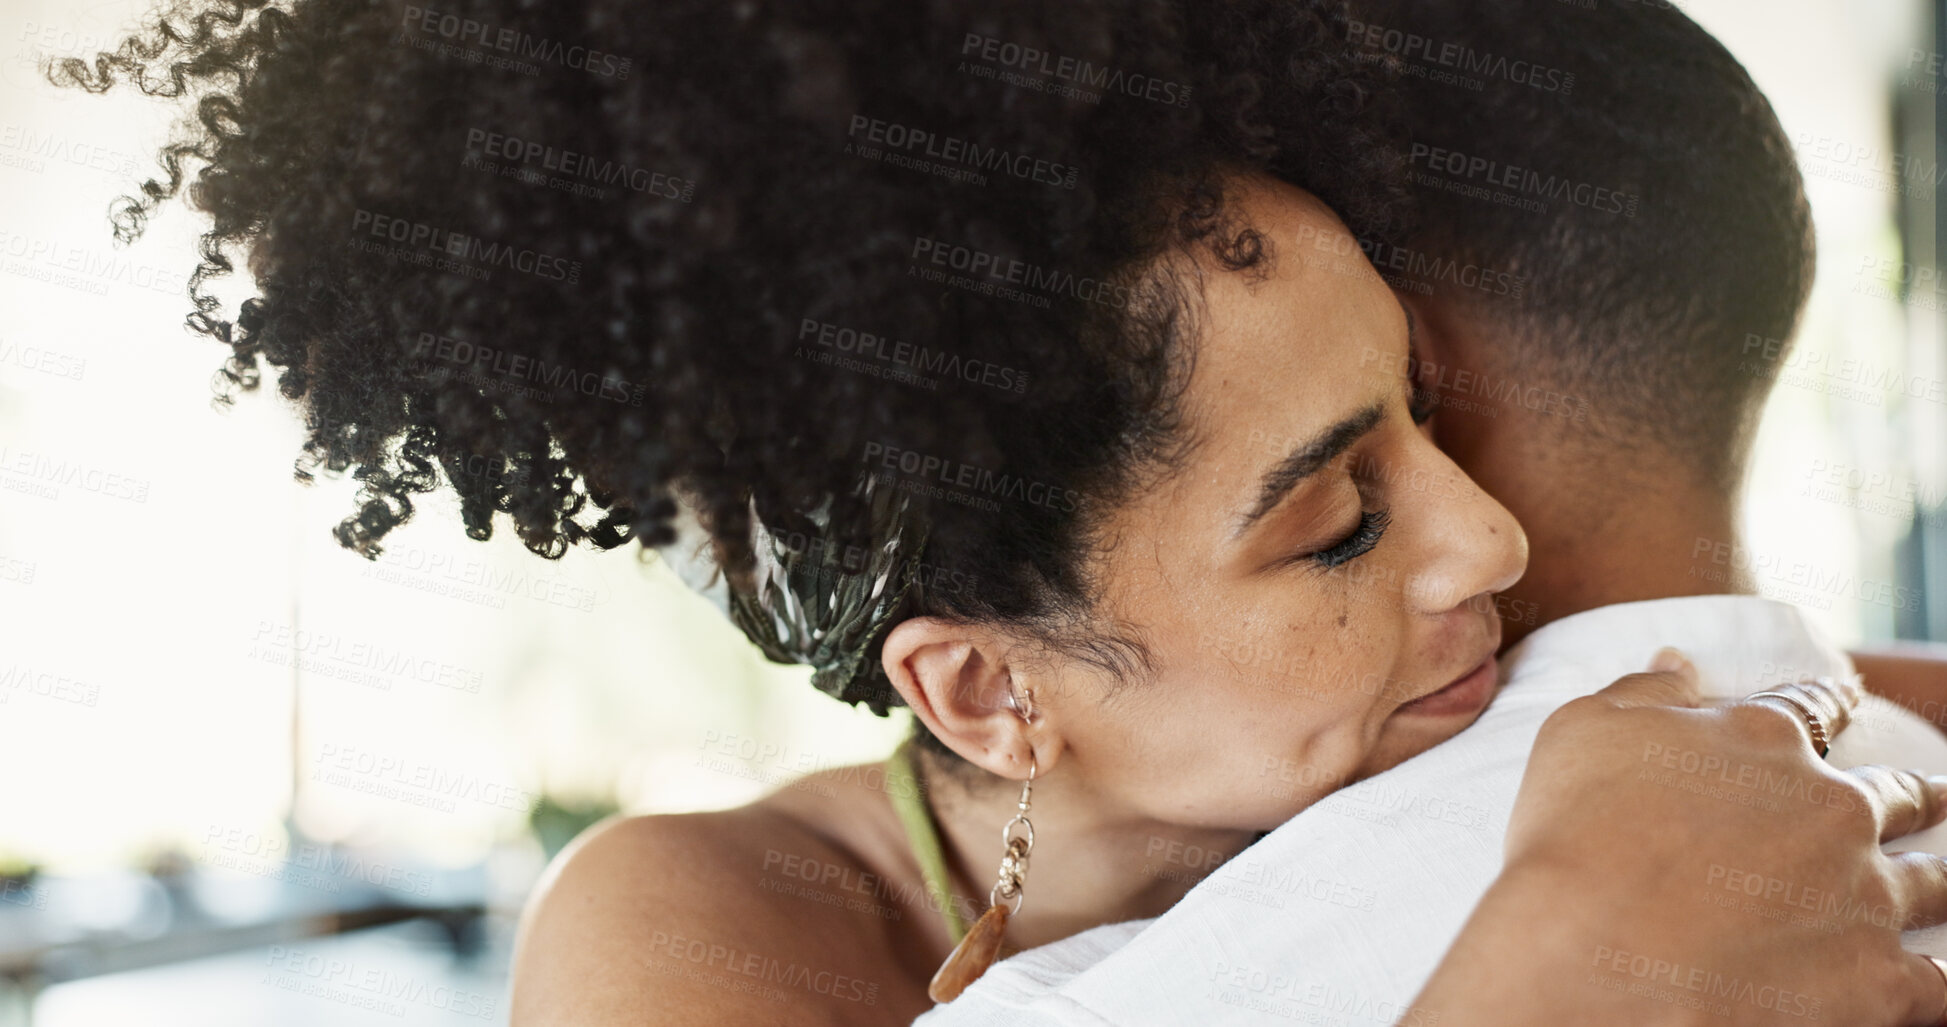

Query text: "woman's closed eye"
[1299, 507, 1392, 569]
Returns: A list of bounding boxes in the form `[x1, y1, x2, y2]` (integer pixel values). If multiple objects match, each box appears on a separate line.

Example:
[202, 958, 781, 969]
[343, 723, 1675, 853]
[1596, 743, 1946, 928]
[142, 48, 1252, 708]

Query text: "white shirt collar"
[1501, 594, 1854, 702]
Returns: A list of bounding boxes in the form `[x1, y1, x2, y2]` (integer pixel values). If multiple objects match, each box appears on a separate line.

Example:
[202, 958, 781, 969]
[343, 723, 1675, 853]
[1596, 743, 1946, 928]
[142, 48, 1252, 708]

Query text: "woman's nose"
[1402, 451, 1528, 615]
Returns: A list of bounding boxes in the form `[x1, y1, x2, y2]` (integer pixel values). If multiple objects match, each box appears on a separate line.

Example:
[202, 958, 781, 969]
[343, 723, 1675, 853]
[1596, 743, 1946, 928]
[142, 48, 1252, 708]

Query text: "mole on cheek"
[1336, 612, 1348, 629]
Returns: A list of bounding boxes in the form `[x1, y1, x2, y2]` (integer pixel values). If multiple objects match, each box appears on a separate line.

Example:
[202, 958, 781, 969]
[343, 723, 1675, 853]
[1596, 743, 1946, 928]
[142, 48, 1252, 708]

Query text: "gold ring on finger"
[1747, 690, 1831, 758]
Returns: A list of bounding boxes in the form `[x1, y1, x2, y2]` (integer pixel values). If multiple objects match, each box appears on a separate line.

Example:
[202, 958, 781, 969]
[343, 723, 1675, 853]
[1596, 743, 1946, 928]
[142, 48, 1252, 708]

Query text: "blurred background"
[0, 0, 1942, 1023]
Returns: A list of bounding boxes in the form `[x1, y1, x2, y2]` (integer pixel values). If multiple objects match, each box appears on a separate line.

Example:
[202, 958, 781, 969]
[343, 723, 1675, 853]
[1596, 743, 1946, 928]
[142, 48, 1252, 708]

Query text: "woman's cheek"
[1322, 556, 1415, 616]
[1275, 714, 1378, 795]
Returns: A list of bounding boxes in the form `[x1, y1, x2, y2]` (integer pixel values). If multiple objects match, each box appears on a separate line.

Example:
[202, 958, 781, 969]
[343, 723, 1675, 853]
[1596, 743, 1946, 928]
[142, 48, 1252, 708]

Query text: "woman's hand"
[1414, 649, 1947, 1027]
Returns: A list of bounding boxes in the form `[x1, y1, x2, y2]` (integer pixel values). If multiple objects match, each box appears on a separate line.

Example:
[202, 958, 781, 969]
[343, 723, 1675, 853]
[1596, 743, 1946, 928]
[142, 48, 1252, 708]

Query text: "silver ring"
[1746, 689, 1831, 758]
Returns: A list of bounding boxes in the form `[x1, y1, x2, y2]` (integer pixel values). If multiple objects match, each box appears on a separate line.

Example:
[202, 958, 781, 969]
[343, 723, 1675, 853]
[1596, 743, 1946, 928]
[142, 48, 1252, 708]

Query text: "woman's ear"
[880, 617, 1056, 779]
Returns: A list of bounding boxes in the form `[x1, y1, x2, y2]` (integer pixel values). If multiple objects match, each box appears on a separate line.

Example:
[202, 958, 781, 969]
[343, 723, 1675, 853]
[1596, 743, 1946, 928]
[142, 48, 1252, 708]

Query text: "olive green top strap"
[885, 739, 970, 945]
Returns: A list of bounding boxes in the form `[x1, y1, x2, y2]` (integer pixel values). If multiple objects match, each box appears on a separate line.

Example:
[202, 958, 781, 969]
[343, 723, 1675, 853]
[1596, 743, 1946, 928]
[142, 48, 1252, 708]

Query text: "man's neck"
[1491, 453, 1749, 649]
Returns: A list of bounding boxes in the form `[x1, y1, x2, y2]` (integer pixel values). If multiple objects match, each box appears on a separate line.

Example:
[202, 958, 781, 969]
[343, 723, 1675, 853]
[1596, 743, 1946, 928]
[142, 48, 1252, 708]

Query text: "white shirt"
[914, 596, 1947, 1026]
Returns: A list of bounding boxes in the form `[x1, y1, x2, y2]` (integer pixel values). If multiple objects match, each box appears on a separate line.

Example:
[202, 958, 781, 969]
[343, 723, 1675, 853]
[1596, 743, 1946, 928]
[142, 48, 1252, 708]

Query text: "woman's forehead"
[1180, 180, 1407, 456]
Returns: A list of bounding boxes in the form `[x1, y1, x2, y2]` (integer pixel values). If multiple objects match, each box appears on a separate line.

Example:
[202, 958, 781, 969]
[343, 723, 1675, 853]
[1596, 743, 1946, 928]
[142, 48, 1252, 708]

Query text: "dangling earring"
[929, 756, 1035, 1003]
[929, 685, 1038, 1003]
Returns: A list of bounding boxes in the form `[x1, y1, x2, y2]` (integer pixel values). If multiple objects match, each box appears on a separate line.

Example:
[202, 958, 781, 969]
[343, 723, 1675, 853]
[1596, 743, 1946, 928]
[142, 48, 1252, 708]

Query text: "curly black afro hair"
[58, 0, 1409, 715]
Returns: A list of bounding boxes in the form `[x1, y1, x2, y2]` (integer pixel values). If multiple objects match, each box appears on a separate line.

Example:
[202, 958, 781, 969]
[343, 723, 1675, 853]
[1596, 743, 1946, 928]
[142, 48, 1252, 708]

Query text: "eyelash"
[1284, 381, 1418, 571]
[1308, 507, 1392, 569]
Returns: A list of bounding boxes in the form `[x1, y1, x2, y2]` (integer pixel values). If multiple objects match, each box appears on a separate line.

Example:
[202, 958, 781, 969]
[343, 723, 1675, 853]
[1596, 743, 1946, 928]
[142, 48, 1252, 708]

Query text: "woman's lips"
[1393, 654, 1498, 718]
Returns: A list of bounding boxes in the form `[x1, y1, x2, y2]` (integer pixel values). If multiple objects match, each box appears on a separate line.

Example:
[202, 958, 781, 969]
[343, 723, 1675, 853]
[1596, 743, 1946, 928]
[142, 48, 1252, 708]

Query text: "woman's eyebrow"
[1233, 401, 1386, 539]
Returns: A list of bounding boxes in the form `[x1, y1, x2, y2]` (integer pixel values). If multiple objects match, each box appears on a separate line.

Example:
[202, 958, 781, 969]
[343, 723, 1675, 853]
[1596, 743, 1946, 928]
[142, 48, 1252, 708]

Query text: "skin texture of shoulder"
[510, 770, 952, 1026]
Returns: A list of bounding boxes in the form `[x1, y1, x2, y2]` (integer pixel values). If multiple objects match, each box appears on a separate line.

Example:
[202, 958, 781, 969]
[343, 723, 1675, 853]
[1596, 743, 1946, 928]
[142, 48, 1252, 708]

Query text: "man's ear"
[880, 617, 1055, 779]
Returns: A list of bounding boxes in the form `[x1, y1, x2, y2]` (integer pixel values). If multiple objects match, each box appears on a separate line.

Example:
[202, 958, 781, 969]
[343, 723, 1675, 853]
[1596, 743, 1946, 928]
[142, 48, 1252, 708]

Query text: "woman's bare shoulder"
[509, 805, 914, 1026]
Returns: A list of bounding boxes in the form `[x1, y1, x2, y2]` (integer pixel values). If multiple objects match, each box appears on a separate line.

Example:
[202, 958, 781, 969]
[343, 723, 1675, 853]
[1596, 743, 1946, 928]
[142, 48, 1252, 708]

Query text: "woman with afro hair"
[56, 0, 1947, 1023]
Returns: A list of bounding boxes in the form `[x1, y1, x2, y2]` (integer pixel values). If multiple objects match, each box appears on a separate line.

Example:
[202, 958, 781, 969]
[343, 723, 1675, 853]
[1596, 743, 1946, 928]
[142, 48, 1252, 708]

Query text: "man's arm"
[1854, 641, 1947, 734]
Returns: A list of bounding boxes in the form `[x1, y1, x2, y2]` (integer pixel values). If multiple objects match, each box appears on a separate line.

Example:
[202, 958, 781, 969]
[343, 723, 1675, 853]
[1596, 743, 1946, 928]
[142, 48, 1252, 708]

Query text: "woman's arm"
[1415, 653, 1947, 1026]
[1856, 642, 1947, 733]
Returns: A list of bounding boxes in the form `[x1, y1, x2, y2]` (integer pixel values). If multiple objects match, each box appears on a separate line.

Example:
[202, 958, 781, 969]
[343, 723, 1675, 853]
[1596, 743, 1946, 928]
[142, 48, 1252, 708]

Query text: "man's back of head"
[1347, 0, 1817, 637]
